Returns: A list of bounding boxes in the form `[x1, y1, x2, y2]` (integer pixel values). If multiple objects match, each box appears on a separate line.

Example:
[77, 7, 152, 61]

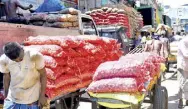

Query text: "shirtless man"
[4, 0, 33, 23]
[160, 36, 170, 59]
[144, 38, 168, 79]
[144, 39, 163, 56]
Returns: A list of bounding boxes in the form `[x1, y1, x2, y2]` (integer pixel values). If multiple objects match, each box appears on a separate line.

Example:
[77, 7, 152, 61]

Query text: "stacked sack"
[87, 52, 165, 93]
[86, 6, 143, 38]
[24, 35, 123, 99]
[86, 7, 131, 37]
[29, 8, 79, 28]
[137, 14, 144, 29]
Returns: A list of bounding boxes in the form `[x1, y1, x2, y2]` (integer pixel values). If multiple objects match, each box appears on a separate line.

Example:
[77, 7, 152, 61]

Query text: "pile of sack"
[137, 14, 144, 29]
[24, 35, 123, 99]
[86, 7, 131, 37]
[87, 53, 165, 108]
[87, 52, 165, 93]
[86, 6, 143, 38]
[29, 8, 79, 28]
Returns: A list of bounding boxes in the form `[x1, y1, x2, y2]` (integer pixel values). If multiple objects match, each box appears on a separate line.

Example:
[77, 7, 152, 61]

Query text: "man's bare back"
[144, 40, 163, 56]
[4, 0, 20, 19]
[4, 0, 32, 20]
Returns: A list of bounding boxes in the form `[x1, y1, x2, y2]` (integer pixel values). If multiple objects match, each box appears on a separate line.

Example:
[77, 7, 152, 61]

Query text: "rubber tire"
[162, 87, 168, 109]
[64, 97, 80, 109]
[51, 90, 80, 109]
[64, 90, 80, 109]
[153, 85, 168, 109]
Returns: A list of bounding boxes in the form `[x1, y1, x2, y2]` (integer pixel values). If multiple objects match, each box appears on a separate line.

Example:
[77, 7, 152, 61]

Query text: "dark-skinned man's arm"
[3, 73, 10, 98]
[33, 52, 47, 107]
[16, 0, 33, 10]
[38, 68, 47, 106]
[0, 55, 10, 98]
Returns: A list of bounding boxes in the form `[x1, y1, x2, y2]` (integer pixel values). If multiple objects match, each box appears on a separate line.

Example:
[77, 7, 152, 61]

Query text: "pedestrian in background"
[177, 36, 188, 108]
[134, 31, 142, 47]
[172, 32, 183, 42]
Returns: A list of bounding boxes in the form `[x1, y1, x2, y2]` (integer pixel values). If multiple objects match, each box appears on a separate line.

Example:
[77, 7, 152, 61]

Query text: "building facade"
[164, 4, 188, 25]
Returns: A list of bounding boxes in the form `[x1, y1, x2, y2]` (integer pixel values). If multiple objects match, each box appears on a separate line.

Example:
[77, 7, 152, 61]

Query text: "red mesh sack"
[55, 74, 80, 88]
[58, 84, 78, 95]
[76, 35, 104, 45]
[77, 70, 94, 80]
[60, 36, 81, 48]
[76, 64, 90, 73]
[107, 50, 123, 61]
[47, 79, 55, 89]
[44, 55, 57, 68]
[66, 67, 80, 75]
[25, 45, 63, 57]
[46, 68, 56, 80]
[45, 89, 56, 99]
[67, 57, 89, 68]
[87, 78, 144, 93]
[86, 56, 95, 62]
[119, 53, 164, 77]
[55, 57, 68, 66]
[46, 84, 77, 99]
[89, 61, 102, 71]
[24, 36, 83, 48]
[76, 43, 100, 56]
[46, 66, 69, 80]
[24, 36, 60, 45]
[62, 48, 81, 57]
[51, 66, 72, 77]
[102, 37, 118, 46]
[93, 60, 150, 81]
[76, 80, 92, 89]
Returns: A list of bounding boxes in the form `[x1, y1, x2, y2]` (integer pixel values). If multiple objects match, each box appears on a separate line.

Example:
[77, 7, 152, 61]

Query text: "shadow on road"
[169, 94, 179, 101]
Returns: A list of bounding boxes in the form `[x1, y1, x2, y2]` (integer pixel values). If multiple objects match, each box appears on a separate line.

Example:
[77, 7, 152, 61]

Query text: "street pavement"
[77, 66, 184, 109]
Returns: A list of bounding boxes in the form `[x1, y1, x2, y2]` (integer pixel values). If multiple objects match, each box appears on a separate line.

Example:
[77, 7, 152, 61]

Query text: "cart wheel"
[53, 90, 80, 109]
[162, 87, 168, 109]
[153, 85, 168, 109]
[64, 90, 80, 109]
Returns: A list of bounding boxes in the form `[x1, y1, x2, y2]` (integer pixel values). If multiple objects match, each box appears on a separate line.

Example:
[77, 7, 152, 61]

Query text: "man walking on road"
[0, 42, 47, 109]
[177, 37, 188, 108]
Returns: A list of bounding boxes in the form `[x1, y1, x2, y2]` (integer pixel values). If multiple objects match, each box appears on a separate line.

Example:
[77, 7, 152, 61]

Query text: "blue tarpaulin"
[35, 0, 65, 12]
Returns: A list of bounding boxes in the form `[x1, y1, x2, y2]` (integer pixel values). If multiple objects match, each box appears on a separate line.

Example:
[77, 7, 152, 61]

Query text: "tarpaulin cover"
[35, 0, 65, 12]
